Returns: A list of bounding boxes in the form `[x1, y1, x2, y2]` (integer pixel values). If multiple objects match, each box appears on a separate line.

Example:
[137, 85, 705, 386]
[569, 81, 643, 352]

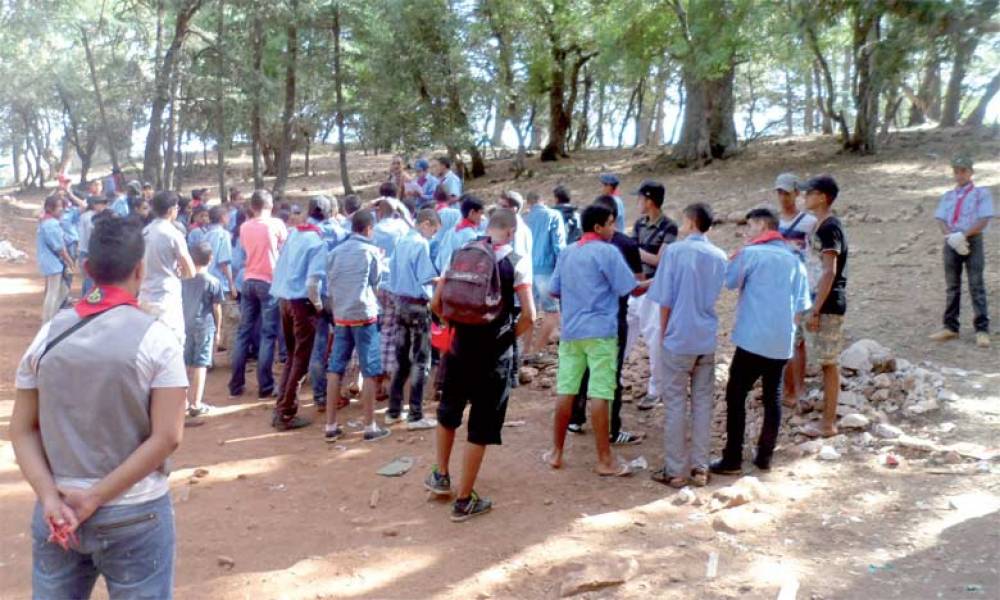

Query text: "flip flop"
[598, 461, 633, 477]
[800, 423, 837, 438]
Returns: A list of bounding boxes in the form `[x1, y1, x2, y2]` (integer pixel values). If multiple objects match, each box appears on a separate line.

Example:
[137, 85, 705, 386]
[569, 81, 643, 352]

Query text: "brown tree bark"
[250, 10, 264, 190]
[272, 0, 299, 199]
[573, 66, 592, 151]
[215, 0, 226, 201]
[332, 2, 353, 195]
[940, 35, 975, 127]
[804, 64, 814, 133]
[964, 70, 1000, 127]
[908, 54, 941, 125]
[163, 58, 180, 190]
[80, 29, 120, 173]
[847, 10, 880, 154]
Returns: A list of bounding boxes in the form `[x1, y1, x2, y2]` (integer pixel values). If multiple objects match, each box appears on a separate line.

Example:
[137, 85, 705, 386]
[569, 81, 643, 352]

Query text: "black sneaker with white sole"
[363, 426, 391, 442]
[451, 491, 492, 522]
[424, 467, 452, 496]
[611, 430, 645, 446]
[324, 425, 344, 443]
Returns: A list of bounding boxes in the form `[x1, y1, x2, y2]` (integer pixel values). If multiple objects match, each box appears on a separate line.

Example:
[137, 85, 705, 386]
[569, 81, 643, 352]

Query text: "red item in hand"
[431, 323, 454, 353]
[47, 517, 78, 551]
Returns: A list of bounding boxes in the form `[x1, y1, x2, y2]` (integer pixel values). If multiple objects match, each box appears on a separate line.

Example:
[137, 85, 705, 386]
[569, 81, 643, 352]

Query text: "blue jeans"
[228, 279, 279, 396]
[31, 494, 174, 600]
[310, 310, 332, 402]
[328, 323, 382, 377]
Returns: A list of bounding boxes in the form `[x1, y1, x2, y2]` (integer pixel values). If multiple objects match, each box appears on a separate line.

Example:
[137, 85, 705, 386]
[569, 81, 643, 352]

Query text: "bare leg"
[189, 367, 207, 410]
[457, 443, 486, 498]
[360, 376, 376, 427]
[325, 373, 342, 427]
[548, 394, 574, 468]
[436, 425, 457, 475]
[533, 313, 560, 354]
[782, 339, 806, 407]
[590, 399, 617, 474]
[820, 364, 839, 435]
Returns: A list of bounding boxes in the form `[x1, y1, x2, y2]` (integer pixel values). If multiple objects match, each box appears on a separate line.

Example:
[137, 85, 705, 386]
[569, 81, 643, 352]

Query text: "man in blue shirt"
[271, 196, 331, 430]
[523, 191, 567, 362]
[109, 189, 130, 217]
[373, 184, 415, 401]
[546, 204, 647, 477]
[434, 195, 485, 274]
[647, 203, 728, 488]
[203, 207, 237, 299]
[930, 155, 994, 348]
[37, 195, 75, 323]
[385, 209, 441, 430]
[410, 159, 439, 208]
[711, 207, 812, 476]
[431, 155, 462, 203]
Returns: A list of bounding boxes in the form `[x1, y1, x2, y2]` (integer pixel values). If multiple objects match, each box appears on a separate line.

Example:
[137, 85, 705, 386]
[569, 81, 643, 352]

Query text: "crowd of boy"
[13, 153, 993, 597]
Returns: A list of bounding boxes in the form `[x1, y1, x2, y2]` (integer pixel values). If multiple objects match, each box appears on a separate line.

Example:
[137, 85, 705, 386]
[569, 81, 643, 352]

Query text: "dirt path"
[1, 130, 998, 599]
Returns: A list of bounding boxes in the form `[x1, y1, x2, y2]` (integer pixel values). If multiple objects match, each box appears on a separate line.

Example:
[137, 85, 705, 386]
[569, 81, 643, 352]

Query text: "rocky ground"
[0, 127, 998, 599]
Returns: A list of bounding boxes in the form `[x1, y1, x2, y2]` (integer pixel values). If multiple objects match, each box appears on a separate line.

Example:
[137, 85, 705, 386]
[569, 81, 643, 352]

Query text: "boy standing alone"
[37, 195, 75, 323]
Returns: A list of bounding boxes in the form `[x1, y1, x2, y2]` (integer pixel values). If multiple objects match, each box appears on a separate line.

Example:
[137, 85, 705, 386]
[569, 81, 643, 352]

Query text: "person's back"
[271, 226, 327, 301]
[657, 234, 728, 353]
[241, 214, 288, 284]
[202, 222, 234, 294]
[328, 233, 382, 324]
[553, 203, 582, 244]
[373, 215, 410, 258]
[552, 237, 637, 341]
[141, 218, 187, 301]
[182, 271, 223, 336]
[525, 201, 566, 275]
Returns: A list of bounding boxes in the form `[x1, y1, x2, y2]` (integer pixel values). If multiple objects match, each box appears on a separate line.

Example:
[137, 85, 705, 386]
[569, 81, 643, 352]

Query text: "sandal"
[598, 461, 634, 477]
[800, 423, 837, 438]
[651, 468, 686, 488]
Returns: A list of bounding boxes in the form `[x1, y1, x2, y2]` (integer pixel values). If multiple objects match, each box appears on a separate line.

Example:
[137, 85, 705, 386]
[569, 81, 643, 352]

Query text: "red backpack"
[440, 239, 504, 325]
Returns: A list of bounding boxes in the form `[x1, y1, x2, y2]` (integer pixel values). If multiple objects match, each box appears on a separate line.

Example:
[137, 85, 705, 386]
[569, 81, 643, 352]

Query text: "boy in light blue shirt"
[523, 190, 566, 360]
[203, 206, 237, 298]
[37, 195, 75, 323]
[434, 195, 485, 273]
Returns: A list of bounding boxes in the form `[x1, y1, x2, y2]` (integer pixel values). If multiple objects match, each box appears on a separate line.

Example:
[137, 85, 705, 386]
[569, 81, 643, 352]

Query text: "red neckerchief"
[75, 285, 140, 318]
[295, 223, 322, 234]
[456, 218, 477, 231]
[577, 232, 604, 246]
[951, 183, 974, 226]
[436, 201, 449, 211]
[729, 230, 785, 259]
[41, 213, 57, 221]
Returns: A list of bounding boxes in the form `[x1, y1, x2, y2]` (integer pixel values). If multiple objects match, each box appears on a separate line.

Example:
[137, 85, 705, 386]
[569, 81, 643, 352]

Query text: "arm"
[307, 275, 324, 311]
[514, 286, 536, 337]
[639, 248, 660, 267]
[222, 264, 237, 299]
[212, 302, 223, 348]
[176, 241, 195, 279]
[807, 251, 837, 331]
[430, 278, 444, 318]
[936, 218, 951, 236]
[963, 217, 992, 238]
[660, 305, 672, 341]
[11, 388, 80, 531]
[725, 253, 745, 291]
[59, 248, 76, 273]
[58, 387, 186, 525]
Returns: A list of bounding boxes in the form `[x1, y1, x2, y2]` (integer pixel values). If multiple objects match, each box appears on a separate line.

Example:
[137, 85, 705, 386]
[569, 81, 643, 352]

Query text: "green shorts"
[556, 338, 618, 401]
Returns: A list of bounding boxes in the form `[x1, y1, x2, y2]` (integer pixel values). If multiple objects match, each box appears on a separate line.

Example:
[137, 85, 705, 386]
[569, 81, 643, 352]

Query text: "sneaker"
[424, 467, 452, 497]
[708, 458, 742, 476]
[753, 456, 772, 472]
[406, 417, 437, 431]
[187, 403, 215, 418]
[384, 413, 404, 426]
[929, 329, 959, 342]
[451, 491, 492, 522]
[611, 431, 645, 446]
[976, 332, 991, 348]
[314, 399, 326, 413]
[363, 426, 391, 442]
[273, 415, 312, 431]
[637, 395, 661, 411]
[567, 423, 585, 434]
[324, 425, 344, 443]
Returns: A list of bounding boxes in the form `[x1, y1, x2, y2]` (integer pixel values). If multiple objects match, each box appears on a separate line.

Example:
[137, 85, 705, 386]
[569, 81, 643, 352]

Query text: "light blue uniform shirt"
[203, 224, 234, 293]
[232, 242, 247, 290]
[550, 238, 638, 341]
[110, 196, 129, 217]
[373, 217, 410, 259]
[385, 229, 438, 300]
[271, 227, 328, 300]
[60, 207, 80, 246]
[37, 217, 66, 277]
[612, 195, 626, 232]
[434, 222, 478, 273]
[648, 234, 728, 356]
[326, 234, 384, 323]
[309, 217, 348, 251]
[187, 226, 206, 249]
[227, 207, 240, 235]
[727, 239, 813, 360]
[934, 184, 994, 234]
[524, 204, 566, 275]
[439, 170, 462, 198]
[418, 174, 439, 206]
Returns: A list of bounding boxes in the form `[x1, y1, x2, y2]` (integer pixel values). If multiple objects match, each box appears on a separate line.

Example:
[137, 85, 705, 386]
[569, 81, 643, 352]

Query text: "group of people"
[12, 152, 993, 598]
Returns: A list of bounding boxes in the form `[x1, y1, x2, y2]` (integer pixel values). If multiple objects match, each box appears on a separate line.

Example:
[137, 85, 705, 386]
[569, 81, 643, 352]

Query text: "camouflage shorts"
[808, 314, 844, 366]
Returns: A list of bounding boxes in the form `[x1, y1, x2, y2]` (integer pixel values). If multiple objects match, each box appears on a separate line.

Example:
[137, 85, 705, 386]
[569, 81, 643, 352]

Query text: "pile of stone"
[0, 239, 27, 263]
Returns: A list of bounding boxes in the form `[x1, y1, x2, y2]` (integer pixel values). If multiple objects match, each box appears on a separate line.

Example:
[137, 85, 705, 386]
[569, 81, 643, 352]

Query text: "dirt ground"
[1, 128, 998, 599]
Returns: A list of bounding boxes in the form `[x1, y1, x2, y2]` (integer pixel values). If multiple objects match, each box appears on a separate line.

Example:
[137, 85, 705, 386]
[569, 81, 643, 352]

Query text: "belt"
[397, 296, 429, 305]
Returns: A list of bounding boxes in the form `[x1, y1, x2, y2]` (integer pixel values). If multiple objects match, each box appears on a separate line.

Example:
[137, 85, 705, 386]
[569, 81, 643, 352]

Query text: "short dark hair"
[190, 240, 214, 266]
[593, 194, 618, 219]
[250, 189, 273, 212]
[744, 206, 778, 230]
[553, 185, 571, 205]
[803, 175, 839, 204]
[208, 205, 226, 224]
[351, 208, 375, 233]
[488, 207, 517, 231]
[684, 203, 715, 233]
[308, 195, 333, 221]
[416, 208, 441, 226]
[460, 195, 484, 218]
[44, 194, 61, 214]
[151, 190, 179, 217]
[191, 205, 208, 219]
[581, 204, 613, 233]
[86, 215, 145, 284]
[379, 181, 397, 198]
[526, 191, 541, 204]
[342, 194, 361, 215]
[433, 155, 451, 169]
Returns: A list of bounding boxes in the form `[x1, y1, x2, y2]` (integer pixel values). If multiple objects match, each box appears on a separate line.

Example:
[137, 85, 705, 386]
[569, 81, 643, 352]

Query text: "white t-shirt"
[16, 318, 188, 505]
[779, 211, 817, 250]
[140, 218, 190, 303]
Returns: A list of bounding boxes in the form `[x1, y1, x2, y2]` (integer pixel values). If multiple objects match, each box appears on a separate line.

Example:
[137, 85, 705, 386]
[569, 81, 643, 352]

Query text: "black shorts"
[437, 348, 513, 446]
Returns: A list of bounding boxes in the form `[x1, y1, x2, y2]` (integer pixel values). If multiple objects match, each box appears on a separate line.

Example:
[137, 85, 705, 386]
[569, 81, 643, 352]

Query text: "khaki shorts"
[807, 314, 844, 366]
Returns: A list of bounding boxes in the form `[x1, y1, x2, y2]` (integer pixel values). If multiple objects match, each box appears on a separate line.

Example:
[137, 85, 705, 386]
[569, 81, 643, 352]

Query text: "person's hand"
[57, 486, 102, 527]
[65, 261, 76, 275]
[229, 290, 238, 301]
[42, 493, 80, 534]
[805, 312, 821, 333]
[214, 332, 223, 349]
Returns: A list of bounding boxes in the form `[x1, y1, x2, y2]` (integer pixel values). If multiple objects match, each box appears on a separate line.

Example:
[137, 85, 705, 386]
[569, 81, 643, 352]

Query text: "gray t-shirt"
[140, 218, 189, 303]
[181, 272, 223, 332]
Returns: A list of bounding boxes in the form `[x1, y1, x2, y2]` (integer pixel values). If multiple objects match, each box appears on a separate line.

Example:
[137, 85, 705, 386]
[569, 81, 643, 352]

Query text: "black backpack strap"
[784, 212, 807, 234]
[35, 308, 116, 373]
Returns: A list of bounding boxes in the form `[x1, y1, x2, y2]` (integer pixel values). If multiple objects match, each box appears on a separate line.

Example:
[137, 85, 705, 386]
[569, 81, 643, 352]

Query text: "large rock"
[710, 476, 769, 511]
[711, 506, 774, 534]
[839, 413, 870, 429]
[873, 423, 903, 439]
[558, 557, 639, 597]
[840, 339, 896, 374]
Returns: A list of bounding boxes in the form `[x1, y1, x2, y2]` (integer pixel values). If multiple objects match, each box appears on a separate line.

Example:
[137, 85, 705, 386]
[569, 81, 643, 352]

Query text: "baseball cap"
[127, 180, 142, 194]
[801, 175, 839, 202]
[599, 173, 620, 187]
[632, 180, 666, 206]
[414, 158, 430, 171]
[950, 155, 974, 170]
[774, 173, 799, 193]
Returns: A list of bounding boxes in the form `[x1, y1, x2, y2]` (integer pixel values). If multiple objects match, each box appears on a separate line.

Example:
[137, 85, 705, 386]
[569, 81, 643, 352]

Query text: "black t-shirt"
[553, 204, 582, 244]
[633, 213, 678, 277]
[810, 215, 848, 315]
[609, 232, 642, 319]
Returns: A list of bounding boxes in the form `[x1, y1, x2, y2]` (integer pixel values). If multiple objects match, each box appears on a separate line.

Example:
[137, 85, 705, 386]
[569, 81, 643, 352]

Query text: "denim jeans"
[31, 494, 174, 600]
[660, 351, 715, 476]
[228, 279, 280, 396]
[310, 309, 333, 402]
[943, 235, 990, 333]
[389, 303, 432, 421]
[721, 347, 787, 467]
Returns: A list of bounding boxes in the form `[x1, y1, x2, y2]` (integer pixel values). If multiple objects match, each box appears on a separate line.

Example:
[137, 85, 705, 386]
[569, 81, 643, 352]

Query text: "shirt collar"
[75, 285, 140, 318]
[577, 232, 604, 246]
[686, 233, 706, 242]
[456, 218, 477, 231]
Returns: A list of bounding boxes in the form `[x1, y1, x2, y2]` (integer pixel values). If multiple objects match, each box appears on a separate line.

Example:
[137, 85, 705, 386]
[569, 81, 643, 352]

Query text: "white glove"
[946, 232, 970, 256]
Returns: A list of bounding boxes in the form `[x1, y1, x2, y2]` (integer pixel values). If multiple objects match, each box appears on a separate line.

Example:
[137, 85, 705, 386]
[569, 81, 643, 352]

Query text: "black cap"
[802, 175, 839, 202]
[632, 180, 665, 207]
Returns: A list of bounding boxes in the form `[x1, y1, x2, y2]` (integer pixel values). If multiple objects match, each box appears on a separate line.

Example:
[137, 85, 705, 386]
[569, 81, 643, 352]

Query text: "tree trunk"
[669, 79, 684, 145]
[573, 66, 592, 151]
[163, 59, 180, 190]
[250, 10, 264, 189]
[142, 0, 202, 187]
[618, 83, 638, 148]
[12, 140, 22, 187]
[908, 53, 940, 125]
[272, 0, 298, 199]
[215, 0, 226, 201]
[880, 86, 902, 136]
[804, 64, 815, 133]
[304, 135, 311, 176]
[848, 9, 880, 154]
[651, 65, 669, 146]
[807, 26, 849, 141]
[634, 76, 647, 147]
[940, 35, 975, 127]
[841, 45, 852, 120]
[595, 83, 606, 147]
[80, 29, 120, 173]
[491, 91, 506, 147]
[964, 70, 1000, 127]
[332, 3, 353, 195]
[541, 46, 596, 161]
[529, 101, 544, 149]
[784, 67, 794, 135]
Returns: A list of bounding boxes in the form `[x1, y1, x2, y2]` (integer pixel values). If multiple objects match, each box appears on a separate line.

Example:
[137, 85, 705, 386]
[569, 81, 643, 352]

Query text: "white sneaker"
[384, 413, 405, 426]
[406, 417, 438, 431]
